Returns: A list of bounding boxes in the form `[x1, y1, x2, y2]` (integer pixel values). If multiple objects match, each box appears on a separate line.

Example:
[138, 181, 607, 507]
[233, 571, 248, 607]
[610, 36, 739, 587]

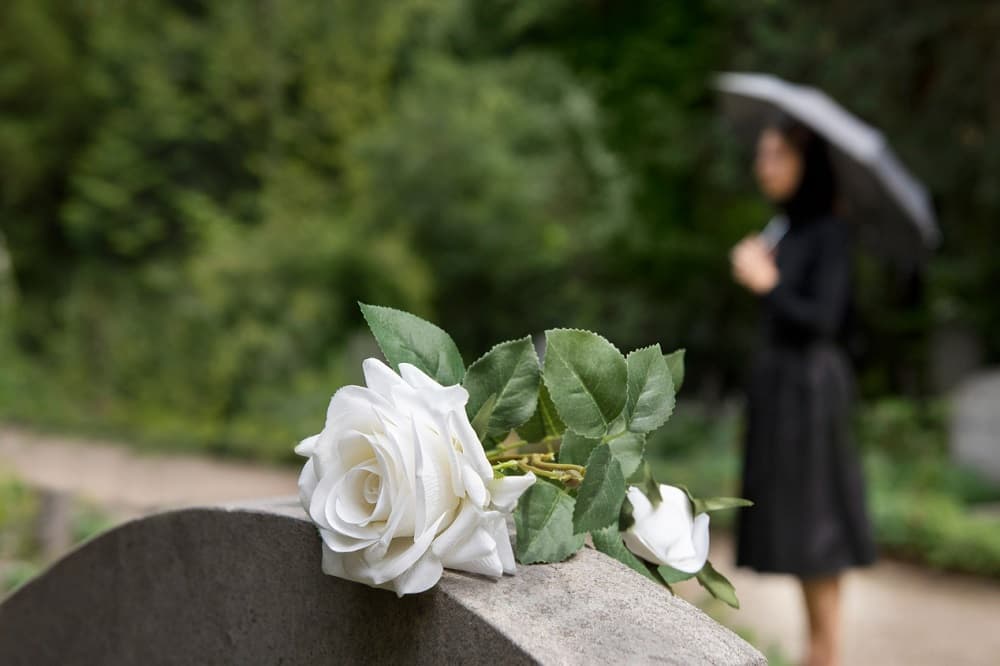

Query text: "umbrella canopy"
[715, 72, 940, 266]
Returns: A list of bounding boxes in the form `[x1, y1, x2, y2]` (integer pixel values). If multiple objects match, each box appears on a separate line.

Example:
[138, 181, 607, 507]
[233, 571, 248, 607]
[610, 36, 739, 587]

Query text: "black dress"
[736, 213, 877, 578]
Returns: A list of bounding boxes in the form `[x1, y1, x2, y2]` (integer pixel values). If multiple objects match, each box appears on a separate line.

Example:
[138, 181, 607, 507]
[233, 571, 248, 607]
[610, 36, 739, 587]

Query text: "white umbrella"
[715, 72, 940, 265]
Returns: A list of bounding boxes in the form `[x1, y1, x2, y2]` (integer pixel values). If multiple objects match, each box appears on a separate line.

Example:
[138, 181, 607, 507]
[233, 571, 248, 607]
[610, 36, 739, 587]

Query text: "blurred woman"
[730, 114, 876, 666]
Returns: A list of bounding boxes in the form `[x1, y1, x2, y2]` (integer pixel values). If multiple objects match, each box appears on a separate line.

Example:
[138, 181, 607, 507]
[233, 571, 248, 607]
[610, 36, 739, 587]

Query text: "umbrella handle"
[759, 215, 789, 251]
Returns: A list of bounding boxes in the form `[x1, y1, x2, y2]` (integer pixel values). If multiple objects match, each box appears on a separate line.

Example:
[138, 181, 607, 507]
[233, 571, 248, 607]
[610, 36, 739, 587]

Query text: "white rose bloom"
[622, 484, 710, 574]
[296, 358, 535, 596]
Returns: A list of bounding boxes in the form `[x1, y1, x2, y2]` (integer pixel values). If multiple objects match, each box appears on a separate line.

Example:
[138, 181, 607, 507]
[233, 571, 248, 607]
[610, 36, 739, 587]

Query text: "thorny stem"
[490, 452, 555, 462]
[516, 461, 565, 480]
[490, 460, 521, 473]
[490, 450, 585, 486]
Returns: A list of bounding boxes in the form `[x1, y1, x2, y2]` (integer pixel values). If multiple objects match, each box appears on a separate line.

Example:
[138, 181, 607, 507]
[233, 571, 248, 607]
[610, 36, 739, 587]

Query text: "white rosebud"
[296, 358, 535, 596]
[622, 484, 710, 574]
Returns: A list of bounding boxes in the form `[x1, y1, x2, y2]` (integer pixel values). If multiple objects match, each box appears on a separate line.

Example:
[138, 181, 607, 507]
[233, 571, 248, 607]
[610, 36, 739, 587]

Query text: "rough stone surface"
[0, 498, 764, 665]
[951, 369, 1000, 482]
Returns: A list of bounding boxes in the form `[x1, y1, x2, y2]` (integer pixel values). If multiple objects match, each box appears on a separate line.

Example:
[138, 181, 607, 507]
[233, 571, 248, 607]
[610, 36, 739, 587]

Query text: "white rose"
[622, 484, 710, 574]
[295, 358, 535, 596]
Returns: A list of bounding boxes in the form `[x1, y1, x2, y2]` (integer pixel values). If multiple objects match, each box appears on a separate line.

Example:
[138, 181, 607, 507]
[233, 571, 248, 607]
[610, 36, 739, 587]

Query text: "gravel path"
[2, 425, 999, 665]
[0, 426, 299, 518]
[675, 533, 1000, 666]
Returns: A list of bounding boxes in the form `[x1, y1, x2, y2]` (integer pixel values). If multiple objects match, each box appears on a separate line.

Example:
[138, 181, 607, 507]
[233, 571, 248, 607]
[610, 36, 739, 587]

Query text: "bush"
[0, 474, 114, 595]
[871, 484, 1000, 578]
[0, 475, 37, 561]
[0, 1, 633, 458]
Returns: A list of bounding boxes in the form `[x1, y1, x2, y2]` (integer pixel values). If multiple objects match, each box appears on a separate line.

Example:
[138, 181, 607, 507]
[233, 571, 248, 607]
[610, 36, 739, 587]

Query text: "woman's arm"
[764, 221, 851, 339]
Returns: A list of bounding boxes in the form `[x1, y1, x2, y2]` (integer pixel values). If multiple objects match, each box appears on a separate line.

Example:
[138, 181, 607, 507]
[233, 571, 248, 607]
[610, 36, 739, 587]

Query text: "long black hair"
[765, 112, 838, 220]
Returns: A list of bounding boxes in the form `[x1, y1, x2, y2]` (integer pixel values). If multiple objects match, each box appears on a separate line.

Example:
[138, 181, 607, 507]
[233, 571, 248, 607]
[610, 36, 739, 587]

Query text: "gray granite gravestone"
[951, 369, 1000, 483]
[0, 498, 764, 665]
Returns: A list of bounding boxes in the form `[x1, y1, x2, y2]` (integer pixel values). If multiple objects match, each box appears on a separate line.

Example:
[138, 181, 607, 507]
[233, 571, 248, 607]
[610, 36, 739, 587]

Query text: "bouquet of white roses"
[296, 303, 749, 604]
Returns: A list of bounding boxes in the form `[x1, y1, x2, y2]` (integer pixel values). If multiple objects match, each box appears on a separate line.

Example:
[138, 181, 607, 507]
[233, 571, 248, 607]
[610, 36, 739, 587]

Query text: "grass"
[0, 474, 114, 596]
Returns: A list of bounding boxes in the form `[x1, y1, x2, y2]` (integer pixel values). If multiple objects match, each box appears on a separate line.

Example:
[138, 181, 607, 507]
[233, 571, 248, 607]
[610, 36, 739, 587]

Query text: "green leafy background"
[2, 0, 997, 460]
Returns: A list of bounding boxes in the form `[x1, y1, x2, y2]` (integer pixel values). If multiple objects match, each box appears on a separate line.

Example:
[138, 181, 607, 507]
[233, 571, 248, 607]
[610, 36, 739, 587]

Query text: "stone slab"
[0, 498, 764, 665]
[951, 369, 1000, 483]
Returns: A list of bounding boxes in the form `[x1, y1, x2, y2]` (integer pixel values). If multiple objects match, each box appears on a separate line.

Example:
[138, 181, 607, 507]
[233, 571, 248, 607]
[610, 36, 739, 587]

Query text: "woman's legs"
[801, 574, 841, 666]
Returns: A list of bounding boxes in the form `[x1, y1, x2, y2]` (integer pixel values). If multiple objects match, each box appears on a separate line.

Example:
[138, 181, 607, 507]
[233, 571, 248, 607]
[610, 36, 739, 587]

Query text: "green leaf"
[664, 349, 686, 394]
[470, 393, 497, 442]
[543, 329, 627, 438]
[700, 496, 754, 513]
[463, 337, 540, 436]
[619, 492, 635, 531]
[635, 462, 664, 507]
[625, 345, 676, 433]
[657, 564, 696, 584]
[671, 485, 751, 516]
[673, 483, 702, 514]
[515, 482, 586, 564]
[608, 431, 645, 480]
[573, 445, 626, 534]
[559, 431, 599, 466]
[696, 560, 740, 609]
[359, 303, 465, 386]
[592, 524, 658, 583]
[517, 383, 565, 442]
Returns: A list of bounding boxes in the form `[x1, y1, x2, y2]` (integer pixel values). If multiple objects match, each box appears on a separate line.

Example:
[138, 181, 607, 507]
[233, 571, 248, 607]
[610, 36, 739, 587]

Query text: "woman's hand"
[731, 235, 780, 295]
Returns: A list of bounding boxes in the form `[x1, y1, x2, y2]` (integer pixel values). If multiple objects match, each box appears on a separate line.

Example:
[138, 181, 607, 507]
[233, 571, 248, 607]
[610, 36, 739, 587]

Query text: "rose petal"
[622, 525, 665, 566]
[433, 412, 467, 498]
[622, 483, 709, 573]
[461, 463, 488, 507]
[432, 502, 493, 564]
[488, 473, 536, 513]
[448, 411, 492, 481]
[321, 546, 393, 591]
[485, 512, 517, 574]
[321, 543, 350, 579]
[294, 433, 321, 457]
[626, 486, 654, 521]
[332, 431, 376, 476]
[361, 514, 447, 585]
[390, 551, 444, 597]
[369, 409, 414, 482]
[319, 526, 373, 553]
[685, 512, 711, 573]
[398, 363, 469, 411]
[297, 458, 319, 509]
[412, 417, 460, 536]
[313, 466, 384, 541]
[447, 551, 504, 578]
[308, 468, 339, 530]
[369, 486, 414, 559]
[362, 358, 408, 399]
[326, 385, 390, 433]
[311, 387, 389, 478]
[334, 461, 380, 525]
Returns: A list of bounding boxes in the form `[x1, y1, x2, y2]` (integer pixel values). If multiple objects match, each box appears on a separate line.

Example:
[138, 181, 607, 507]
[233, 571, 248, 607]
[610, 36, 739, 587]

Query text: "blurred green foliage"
[0, 1, 997, 456]
[0, 474, 41, 595]
[0, 474, 113, 596]
[0, 475, 37, 562]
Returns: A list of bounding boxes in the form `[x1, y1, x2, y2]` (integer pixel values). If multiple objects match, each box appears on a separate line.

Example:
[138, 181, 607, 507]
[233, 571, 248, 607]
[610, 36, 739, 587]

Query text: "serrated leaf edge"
[625, 344, 675, 434]
[358, 302, 465, 382]
[465, 335, 540, 432]
[542, 328, 627, 437]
